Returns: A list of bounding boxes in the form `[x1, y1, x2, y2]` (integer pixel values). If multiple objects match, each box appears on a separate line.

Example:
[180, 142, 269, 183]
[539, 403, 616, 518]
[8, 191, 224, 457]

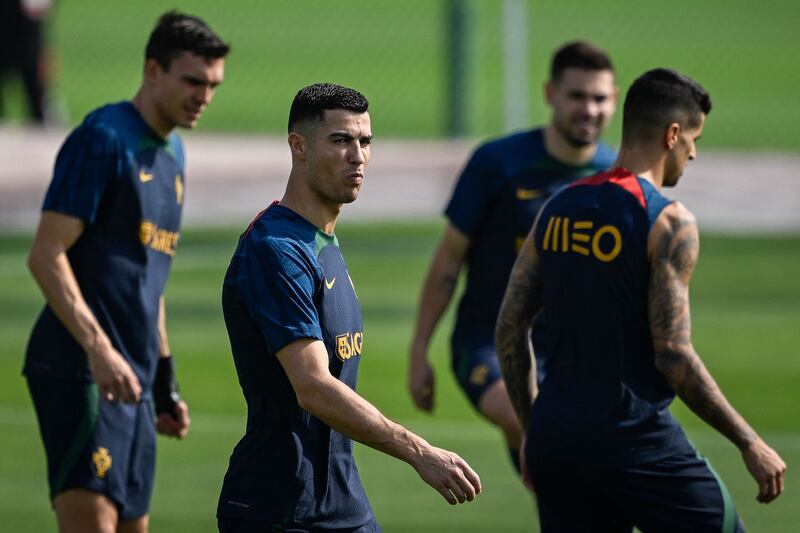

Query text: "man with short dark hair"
[24, 10, 229, 533]
[496, 68, 786, 531]
[408, 41, 617, 473]
[217, 83, 482, 533]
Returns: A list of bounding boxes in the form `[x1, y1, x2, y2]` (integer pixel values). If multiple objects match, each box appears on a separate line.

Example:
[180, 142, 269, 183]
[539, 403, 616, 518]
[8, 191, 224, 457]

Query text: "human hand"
[156, 399, 190, 439]
[742, 438, 787, 503]
[414, 445, 482, 505]
[87, 343, 142, 403]
[408, 347, 435, 412]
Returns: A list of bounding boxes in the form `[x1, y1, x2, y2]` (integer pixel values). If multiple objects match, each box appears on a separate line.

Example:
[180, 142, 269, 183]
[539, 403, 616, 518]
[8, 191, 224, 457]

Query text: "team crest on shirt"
[92, 447, 112, 479]
[470, 364, 489, 386]
[175, 174, 184, 205]
[336, 331, 364, 361]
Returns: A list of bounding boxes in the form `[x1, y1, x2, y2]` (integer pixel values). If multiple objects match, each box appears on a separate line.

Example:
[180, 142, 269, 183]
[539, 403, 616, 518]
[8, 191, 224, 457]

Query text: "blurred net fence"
[3, 0, 798, 149]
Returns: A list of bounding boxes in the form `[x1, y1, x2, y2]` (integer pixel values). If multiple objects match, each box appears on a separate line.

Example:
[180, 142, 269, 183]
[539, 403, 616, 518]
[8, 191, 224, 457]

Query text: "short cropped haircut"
[551, 41, 614, 82]
[621, 68, 712, 144]
[145, 10, 230, 70]
[288, 83, 369, 133]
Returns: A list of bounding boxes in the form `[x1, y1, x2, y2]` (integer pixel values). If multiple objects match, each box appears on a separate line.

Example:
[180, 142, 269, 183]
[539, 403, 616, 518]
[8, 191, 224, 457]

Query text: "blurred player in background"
[24, 11, 228, 533]
[0, 0, 54, 124]
[217, 83, 481, 533]
[496, 68, 786, 531]
[408, 41, 617, 473]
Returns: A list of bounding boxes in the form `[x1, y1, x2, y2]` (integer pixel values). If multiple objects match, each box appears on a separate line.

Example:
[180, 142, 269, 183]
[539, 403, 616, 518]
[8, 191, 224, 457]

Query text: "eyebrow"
[329, 131, 373, 141]
[182, 75, 222, 88]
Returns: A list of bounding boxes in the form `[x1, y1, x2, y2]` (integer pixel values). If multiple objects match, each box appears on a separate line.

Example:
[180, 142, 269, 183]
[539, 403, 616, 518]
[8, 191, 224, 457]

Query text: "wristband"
[154, 355, 181, 416]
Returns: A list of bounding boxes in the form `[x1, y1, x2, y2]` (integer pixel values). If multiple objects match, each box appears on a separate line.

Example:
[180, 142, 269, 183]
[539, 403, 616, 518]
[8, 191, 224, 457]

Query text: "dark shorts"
[450, 333, 503, 409]
[527, 446, 744, 533]
[217, 516, 381, 533]
[27, 377, 156, 520]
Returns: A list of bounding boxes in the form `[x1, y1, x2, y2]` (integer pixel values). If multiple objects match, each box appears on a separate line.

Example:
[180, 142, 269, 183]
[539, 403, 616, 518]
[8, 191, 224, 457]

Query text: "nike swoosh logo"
[516, 187, 542, 200]
[325, 277, 336, 290]
[139, 170, 154, 183]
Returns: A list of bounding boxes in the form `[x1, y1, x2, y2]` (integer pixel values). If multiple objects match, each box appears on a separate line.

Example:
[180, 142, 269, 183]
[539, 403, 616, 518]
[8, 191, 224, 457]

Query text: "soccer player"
[23, 11, 228, 533]
[217, 83, 482, 533]
[495, 68, 786, 531]
[408, 41, 617, 471]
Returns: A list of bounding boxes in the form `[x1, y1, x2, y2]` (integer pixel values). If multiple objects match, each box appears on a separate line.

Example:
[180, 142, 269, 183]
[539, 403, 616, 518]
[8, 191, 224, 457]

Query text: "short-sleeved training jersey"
[528, 167, 693, 466]
[445, 128, 615, 339]
[24, 101, 185, 394]
[217, 204, 373, 530]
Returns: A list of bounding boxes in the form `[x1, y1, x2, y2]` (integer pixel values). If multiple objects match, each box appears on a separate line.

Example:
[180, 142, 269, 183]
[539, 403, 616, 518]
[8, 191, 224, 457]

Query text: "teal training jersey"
[218, 204, 374, 530]
[24, 101, 185, 394]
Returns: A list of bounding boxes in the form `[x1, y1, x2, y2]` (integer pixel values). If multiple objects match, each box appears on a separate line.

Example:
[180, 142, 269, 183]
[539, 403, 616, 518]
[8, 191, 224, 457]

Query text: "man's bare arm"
[28, 211, 141, 402]
[408, 224, 470, 411]
[649, 202, 786, 503]
[277, 338, 481, 505]
[495, 229, 543, 427]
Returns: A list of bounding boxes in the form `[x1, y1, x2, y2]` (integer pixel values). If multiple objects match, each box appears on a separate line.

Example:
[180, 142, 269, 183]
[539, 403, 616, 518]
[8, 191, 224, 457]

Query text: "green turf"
[4, 0, 798, 149]
[1, 224, 798, 531]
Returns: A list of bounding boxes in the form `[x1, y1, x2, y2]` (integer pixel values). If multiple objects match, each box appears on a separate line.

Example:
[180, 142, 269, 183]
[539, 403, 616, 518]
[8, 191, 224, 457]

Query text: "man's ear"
[143, 58, 163, 84]
[544, 80, 555, 105]
[664, 122, 681, 150]
[288, 131, 306, 160]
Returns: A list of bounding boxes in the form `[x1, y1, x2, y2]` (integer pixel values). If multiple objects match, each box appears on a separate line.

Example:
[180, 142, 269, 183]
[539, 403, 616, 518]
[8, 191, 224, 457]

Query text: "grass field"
[2, 0, 799, 149]
[0, 223, 798, 531]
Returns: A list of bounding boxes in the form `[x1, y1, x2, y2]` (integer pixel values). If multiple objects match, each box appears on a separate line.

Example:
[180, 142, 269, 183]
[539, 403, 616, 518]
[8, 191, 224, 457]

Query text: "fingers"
[458, 459, 482, 497]
[436, 456, 481, 505]
[519, 449, 534, 492]
[156, 401, 190, 439]
[758, 468, 785, 504]
[100, 371, 141, 403]
[413, 386, 434, 412]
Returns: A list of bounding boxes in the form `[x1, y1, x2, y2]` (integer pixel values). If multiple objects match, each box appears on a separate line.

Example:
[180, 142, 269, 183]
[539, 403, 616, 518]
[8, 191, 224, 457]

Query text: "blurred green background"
[2, 0, 799, 149]
[2, 1, 799, 531]
[1, 226, 799, 531]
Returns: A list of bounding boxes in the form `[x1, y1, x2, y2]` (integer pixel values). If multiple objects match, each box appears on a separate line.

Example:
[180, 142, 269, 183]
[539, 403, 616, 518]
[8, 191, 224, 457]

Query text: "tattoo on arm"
[495, 239, 543, 428]
[439, 272, 457, 298]
[650, 210, 757, 450]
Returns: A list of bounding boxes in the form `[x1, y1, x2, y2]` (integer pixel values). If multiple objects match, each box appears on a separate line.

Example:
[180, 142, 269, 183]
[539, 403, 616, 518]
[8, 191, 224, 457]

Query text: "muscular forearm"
[495, 319, 536, 427]
[299, 375, 428, 466]
[655, 343, 758, 451]
[410, 252, 460, 355]
[28, 245, 111, 356]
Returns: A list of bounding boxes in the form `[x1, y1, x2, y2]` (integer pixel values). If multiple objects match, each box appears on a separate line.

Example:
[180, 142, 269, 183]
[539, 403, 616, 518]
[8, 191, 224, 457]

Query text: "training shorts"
[450, 331, 503, 409]
[527, 445, 745, 533]
[27, 377, 156, 520]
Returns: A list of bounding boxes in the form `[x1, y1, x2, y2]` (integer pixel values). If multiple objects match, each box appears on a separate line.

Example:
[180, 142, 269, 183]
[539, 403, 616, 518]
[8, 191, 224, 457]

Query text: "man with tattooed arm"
[495, 68, 786, 532]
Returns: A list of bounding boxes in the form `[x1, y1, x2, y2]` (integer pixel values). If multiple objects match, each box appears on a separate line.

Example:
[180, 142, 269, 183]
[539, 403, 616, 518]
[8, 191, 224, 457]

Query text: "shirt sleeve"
[235, 233, 323, 354]
[42, 125, 121, 224]
[444, 143, 498, 237]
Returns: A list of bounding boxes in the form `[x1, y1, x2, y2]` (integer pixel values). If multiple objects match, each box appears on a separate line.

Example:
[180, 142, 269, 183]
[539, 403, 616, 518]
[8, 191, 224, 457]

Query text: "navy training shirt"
[445, 128, 614, 379]
[24, 101, 185, 394]
[218, 204, 373, 529]
[528, 167, 694, 466]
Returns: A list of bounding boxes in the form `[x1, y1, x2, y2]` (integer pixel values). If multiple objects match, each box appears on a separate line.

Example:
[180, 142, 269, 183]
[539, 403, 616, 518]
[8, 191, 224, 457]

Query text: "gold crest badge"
[175, 174, 184, 205]
[92, 447, 112, 479]
[470, 364, 489, 386]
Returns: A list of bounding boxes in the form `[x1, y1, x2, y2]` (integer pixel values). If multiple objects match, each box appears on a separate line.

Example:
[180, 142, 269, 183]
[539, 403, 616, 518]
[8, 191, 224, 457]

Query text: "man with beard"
[495, 68, 785, 531]
[408, 41, 617, 474]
